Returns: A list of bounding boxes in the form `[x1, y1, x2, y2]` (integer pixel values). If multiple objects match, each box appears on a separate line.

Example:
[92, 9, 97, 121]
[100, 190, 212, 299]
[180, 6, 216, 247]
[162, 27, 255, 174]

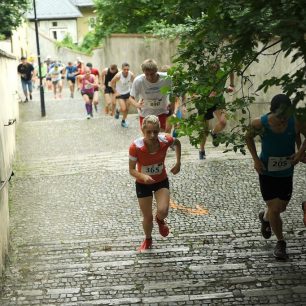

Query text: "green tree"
[93, 0, 306, 152]
[0, 0, 29, 38]
[93, 0, 194, 38]
[55, 33, 100, 55]
[168, 0, 306, 152]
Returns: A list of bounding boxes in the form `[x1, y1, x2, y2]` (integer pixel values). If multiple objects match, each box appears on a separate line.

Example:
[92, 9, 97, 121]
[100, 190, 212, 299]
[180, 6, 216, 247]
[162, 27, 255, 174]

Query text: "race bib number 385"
[141, 163, 163, 175]
[268, 156, 291, 172]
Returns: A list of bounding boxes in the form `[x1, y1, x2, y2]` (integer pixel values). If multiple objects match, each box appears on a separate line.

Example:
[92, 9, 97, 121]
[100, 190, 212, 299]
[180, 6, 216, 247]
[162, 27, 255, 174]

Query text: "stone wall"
[93, 36, 303, 116]
[25, 31, 180, 72]
[93, 34, 179, 73]
[0, 50, 19, 274]
[232, 39, 304, 118]
[0, 22, 30, 58]
[27, 26, 92, 65]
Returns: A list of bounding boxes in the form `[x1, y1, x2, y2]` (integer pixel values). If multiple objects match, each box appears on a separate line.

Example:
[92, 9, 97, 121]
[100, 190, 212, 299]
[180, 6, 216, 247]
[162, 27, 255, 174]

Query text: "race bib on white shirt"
[267, 156, 291, 172]
[85, 83, 93, 89]
[120, 81, 130, 93]
[141, 163, 163, 175]
[145, 99, 162, 109]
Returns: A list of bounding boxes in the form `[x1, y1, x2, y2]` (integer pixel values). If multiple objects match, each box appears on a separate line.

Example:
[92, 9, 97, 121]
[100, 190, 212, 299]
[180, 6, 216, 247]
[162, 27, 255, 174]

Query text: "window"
[52, 31, 57, 40]
[52, 22, 58, 27]
[88, 17, 96, 30]
[50, 28, 69, 41]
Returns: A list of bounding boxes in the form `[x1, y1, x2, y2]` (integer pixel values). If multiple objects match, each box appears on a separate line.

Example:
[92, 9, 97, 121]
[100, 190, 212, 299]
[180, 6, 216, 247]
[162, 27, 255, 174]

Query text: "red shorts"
[139, 114, 167, 130]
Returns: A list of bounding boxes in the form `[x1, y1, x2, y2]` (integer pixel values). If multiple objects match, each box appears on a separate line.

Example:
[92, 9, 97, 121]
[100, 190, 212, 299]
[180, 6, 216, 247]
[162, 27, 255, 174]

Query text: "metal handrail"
[4, 119, 16, 127]
[0, 170, 14, 193]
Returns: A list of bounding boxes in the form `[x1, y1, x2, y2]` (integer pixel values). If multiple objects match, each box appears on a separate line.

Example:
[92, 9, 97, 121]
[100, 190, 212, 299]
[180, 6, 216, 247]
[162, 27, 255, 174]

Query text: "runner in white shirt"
[48, 63, 64, 99]
[110, 62, 135, 128]
[130, 59, 172, 132]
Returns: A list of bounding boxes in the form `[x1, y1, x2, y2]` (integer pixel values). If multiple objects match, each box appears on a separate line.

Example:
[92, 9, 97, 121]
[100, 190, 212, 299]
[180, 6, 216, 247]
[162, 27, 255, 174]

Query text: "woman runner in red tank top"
[129, 115, 181, 252]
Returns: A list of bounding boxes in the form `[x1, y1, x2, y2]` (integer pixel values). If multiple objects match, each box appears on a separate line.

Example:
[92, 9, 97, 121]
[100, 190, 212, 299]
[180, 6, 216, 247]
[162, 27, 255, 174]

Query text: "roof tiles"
[27, 0, 82, 19]
[69, 0, 94, 6]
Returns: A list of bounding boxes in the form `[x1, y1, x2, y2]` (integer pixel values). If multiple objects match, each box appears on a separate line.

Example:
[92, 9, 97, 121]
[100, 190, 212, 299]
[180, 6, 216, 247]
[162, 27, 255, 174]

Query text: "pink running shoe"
[138, 238, 152, 252]
[155, 216, 169, 237]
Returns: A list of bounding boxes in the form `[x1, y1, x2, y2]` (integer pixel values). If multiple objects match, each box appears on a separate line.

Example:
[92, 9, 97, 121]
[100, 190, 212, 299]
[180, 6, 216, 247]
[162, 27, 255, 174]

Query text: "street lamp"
[32, 0, 46, 117]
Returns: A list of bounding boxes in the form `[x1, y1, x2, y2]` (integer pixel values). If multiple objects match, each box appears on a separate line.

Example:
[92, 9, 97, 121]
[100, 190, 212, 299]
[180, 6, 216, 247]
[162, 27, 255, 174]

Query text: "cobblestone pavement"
[0, 87, 306, 305]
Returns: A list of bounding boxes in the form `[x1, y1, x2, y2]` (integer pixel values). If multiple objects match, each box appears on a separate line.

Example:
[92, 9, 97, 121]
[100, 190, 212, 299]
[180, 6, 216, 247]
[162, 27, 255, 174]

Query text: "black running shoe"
[273, 240, 287, 260]
[259, 211, 272, 239]
[199, 150, 206, 160]
[210, 131, 219, 147]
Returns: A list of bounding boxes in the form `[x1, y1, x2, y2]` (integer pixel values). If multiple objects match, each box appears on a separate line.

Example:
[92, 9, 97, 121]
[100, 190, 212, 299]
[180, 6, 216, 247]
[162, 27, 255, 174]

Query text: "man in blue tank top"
[246, 94, 306, 260]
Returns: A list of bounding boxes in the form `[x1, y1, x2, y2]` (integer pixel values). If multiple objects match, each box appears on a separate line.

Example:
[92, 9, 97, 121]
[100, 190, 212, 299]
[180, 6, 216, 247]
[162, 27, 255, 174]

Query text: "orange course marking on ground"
[170, 199, 209, 215]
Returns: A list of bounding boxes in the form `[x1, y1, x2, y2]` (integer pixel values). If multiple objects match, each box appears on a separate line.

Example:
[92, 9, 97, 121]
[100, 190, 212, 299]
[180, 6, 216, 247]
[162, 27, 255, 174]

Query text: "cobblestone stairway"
[1, 151, 306, 305]
[1, 94, 306, 305]
[1, 229, 306, 305]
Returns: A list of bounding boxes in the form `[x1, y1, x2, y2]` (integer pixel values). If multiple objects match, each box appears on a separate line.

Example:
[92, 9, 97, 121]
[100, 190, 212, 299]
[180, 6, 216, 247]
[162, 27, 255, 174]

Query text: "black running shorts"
[135, 178, 169, 198]
[81, 91, 93, 99]
[259, 174, 293, 202]
[67, 78, 76, 84]
[116, 93, 130, 100]
[104, 87, 114, 94]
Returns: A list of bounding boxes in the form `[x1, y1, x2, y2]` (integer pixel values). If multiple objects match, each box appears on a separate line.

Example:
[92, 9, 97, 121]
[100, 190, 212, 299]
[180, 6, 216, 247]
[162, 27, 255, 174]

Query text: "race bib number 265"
[268, 156, 291, 172]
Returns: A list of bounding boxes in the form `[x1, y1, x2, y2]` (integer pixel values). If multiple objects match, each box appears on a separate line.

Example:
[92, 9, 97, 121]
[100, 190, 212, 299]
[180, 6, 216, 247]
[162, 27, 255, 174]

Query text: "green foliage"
[168, 0, 306, 152]
[93, 0, 306, 152]
[93, 0, 203, 38]
[144, 21, 186, 39]
[0, 0, 29, 37]
[79, 32, 101, 53]
[55, 32, 100, 55]
[55, 34, 74, 49]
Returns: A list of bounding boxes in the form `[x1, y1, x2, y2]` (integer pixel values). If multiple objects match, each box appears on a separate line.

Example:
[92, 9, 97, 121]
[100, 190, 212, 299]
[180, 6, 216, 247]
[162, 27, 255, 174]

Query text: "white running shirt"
[130, 73, 172, 117]
[116, 71, 133, 95]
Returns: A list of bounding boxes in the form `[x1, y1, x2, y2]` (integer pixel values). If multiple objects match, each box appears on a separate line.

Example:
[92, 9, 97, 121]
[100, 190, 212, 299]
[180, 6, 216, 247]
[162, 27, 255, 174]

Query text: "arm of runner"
[172, 96, 181, 117]
[129, 96, 143, 109]
[32, 69, 37, 81]
[130, 72, 135, 83]
[245, 118, 266, 174]
[93, 74, 99, 88]
[61, 68, 66, 79]
[76, 75, 82, 90]
[110, 73, 120, 96]
[226, 72, 235, 93]
[100, 69, 106, 89]
[129, 159, 155, 184]
[31, 65, 35, 79]
[293, 121, 306, 164]
[170, 138, 181, 175]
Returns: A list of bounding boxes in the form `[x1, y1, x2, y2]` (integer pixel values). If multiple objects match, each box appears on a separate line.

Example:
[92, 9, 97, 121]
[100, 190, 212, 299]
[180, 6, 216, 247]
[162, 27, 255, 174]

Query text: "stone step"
[2, 277, 306, 305]
[2, 260, 306, 305]
[13, 144, 250, 178]
[3, 233, 306, 297]
[7, 230, 306, 268]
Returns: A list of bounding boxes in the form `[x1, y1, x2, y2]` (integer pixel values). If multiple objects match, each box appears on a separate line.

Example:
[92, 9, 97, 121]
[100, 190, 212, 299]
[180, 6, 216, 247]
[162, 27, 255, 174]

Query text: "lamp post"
[33, 0, 46, 117]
